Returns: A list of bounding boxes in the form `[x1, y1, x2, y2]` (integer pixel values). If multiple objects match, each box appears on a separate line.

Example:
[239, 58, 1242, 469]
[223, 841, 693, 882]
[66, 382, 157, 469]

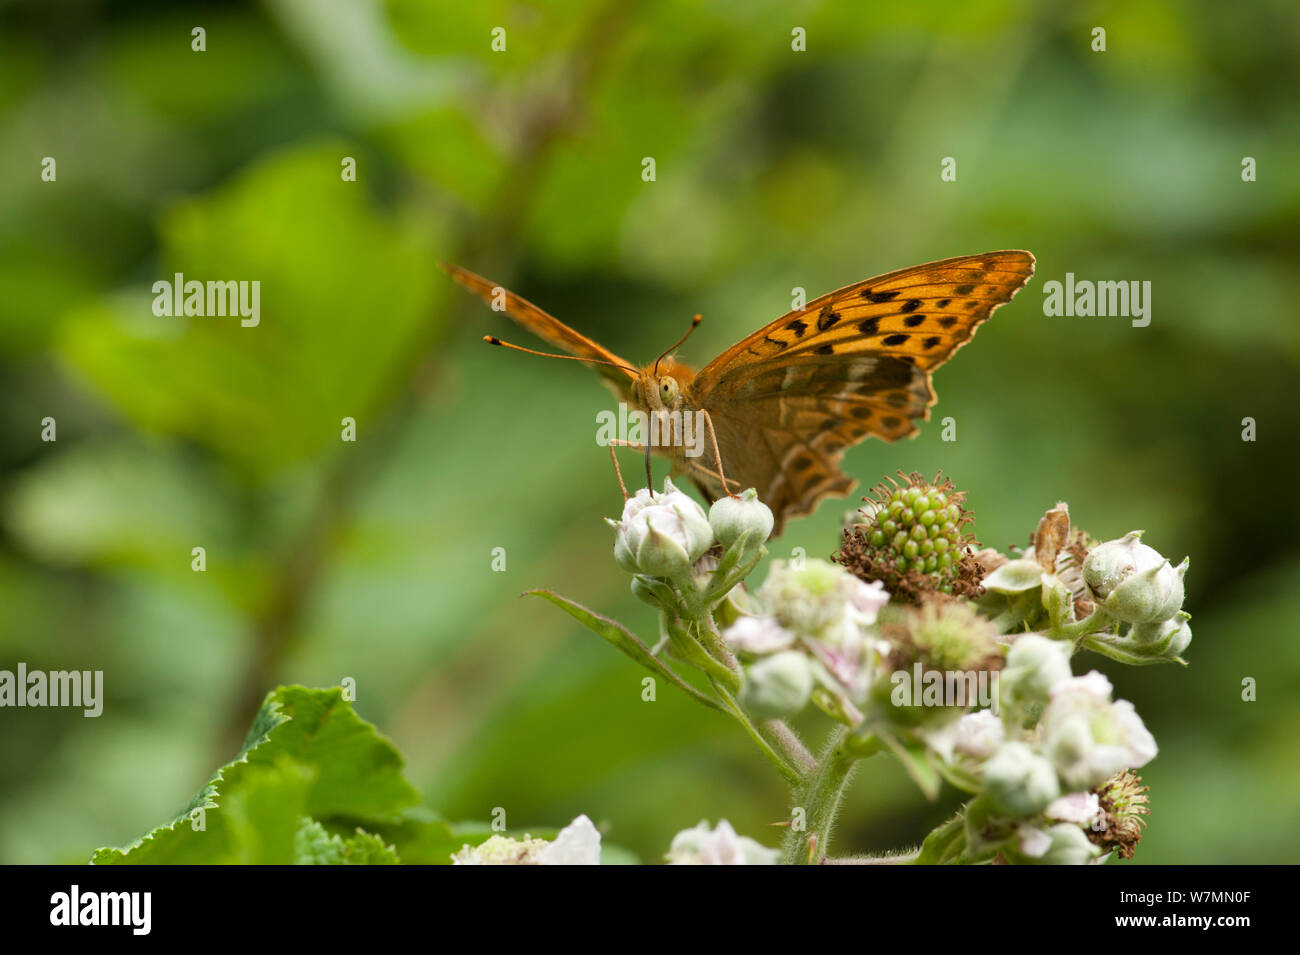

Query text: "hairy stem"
[782, 726, 858, 865]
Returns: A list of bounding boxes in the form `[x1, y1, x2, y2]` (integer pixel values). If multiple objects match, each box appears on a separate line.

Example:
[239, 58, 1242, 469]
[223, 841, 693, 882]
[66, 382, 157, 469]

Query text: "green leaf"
[526, 589, 724, 713]
[293, 819, 399, 865]
[914, 810, 966, 865]
[879, 731, 942, 801]
[92, 686, 419, 864]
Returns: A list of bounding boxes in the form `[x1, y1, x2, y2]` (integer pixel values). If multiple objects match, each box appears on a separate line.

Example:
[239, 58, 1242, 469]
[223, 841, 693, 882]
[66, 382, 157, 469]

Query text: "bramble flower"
[983, 742, 1061, 817]
[1045, 791, 1103, 827]
[882, 597, 1001, 672]
[1039, 672, 1157, 789]
[723, 614, 795, 654]
[666, 819, 777, 865]
[725, 559, 888, 707]
[924, 708, 1005, 763]
[762, 558, 887, 635]
[611, 478, 713, 579]
[452, 814, 601, 865]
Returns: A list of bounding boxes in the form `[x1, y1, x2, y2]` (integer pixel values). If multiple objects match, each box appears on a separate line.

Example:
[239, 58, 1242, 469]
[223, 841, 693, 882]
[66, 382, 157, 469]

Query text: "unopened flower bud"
[611, 478, 713, 578]
[739, 650, 813, 718]
[709, 488, 774, 549]
[1089, 612, 1192, 666]
[983, 742, 1060, 817]
[1084, 532, 1187, 624]
[1128, 612, 1193, 658]
[1000, 634, 1073, 712]
[1018, 822, 1101, 865]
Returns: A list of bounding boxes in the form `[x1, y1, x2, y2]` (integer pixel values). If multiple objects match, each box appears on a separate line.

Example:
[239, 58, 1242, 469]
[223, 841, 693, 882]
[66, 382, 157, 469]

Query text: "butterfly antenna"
[652, 314, 702, 377]
[483, 336, 639, 376]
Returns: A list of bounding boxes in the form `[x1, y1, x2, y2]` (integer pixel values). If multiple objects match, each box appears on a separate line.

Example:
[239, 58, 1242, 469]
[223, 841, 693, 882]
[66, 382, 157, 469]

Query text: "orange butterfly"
[446, 251, 1035, 535]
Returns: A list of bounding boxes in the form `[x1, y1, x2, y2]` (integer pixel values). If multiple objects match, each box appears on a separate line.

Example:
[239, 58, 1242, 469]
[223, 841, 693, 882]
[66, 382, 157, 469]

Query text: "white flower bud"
[738, 650, 813, 718]
[708, 488, 774, 548]
[983, 742, 1061, 817]
[1017, 822, 1101, 865]
[952, 709, 1005, 759]
[1128, 612, 1193, 658]
[1039, 672, 1157, 789]
[666, 819, 777, 865]
[1001, 634, 1074, 710]
[611, 478, 713, 578]
[1084, 532, 1187, 624]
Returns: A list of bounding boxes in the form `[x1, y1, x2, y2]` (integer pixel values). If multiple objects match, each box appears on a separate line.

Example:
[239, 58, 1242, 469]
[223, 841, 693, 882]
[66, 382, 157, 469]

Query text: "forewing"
[689, 251, 1035, 529]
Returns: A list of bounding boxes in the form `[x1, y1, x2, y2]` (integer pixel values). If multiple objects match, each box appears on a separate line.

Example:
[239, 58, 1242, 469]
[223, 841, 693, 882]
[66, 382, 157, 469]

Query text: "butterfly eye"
[659, 378, 678, 402]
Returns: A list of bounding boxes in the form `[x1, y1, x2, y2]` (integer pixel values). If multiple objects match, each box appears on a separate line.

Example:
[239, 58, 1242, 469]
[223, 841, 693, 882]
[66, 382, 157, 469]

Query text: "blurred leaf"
[57, 142, 439, 479]
[92, 686, 419, 863]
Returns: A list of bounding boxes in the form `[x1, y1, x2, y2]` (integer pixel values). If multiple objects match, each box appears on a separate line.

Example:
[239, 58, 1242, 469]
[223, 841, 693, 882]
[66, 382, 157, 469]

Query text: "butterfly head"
[636, 356, 694, 412]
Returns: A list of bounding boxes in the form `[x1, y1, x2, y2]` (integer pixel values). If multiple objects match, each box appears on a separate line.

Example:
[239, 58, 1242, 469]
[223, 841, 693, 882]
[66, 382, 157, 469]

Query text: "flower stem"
[710, 679, 803, 785]
[1054, 606, 1115, 643]
[781, 726, 858, 865]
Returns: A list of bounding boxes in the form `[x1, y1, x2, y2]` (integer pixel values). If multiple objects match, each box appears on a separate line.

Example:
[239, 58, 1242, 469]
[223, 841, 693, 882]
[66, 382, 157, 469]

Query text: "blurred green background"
[2, 0, 1298, 864]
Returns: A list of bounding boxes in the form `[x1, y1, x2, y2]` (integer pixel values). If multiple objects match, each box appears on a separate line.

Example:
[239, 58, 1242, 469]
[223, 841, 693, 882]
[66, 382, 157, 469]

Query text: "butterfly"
[445, 251, 1035, 535]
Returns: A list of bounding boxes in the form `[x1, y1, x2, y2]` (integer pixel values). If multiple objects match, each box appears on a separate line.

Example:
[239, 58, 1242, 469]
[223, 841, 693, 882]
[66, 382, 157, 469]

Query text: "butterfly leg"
[700, 408, 741, 499]
[606, 439, 655, 495]
[607, 444, 629, 501]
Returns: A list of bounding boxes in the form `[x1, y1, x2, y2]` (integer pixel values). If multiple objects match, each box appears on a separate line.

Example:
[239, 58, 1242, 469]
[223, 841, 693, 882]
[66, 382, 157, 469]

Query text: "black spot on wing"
[861, 290, 899, 303]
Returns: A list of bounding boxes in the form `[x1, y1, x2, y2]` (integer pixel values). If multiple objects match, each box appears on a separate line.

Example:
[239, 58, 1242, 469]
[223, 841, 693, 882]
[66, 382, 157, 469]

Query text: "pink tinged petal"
[1046, 792, 1102, 826]
[537, 814, 602, 865]
[723, 616, 795, 654]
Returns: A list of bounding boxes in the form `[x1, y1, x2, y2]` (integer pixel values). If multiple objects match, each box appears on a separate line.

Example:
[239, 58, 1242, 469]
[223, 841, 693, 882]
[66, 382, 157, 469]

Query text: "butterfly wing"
[443, 264, 639, 400]
[688, 251, 1035, 532]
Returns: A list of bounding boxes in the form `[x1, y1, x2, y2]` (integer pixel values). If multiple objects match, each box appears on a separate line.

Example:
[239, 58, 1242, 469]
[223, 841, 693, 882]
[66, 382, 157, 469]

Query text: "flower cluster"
[532, 470, 1190, 864]
[920, 639, 1157, 863]
[723, 558, 889, 720]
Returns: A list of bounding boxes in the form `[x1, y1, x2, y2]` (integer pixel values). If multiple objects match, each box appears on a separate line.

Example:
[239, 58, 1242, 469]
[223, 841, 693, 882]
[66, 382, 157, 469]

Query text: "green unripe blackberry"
[834, 471, 984, 603]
